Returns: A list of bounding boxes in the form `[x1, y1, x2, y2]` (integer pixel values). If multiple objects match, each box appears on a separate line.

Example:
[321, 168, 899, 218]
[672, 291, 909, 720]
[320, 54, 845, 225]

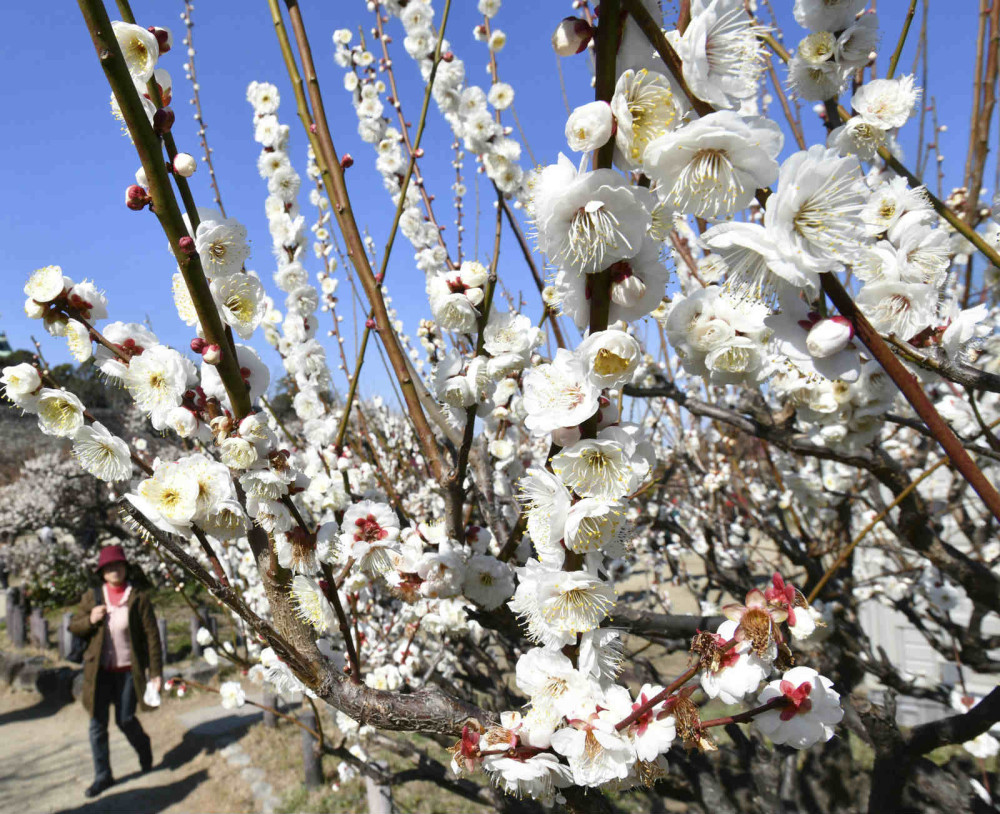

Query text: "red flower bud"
[153, 107, 175, 134]
[340, 154, 354, 169]
[125, 184, 152, 211]
[190, 337, 207, 353]
[148, 26, 172, 54]
[178, 236, 196, 255]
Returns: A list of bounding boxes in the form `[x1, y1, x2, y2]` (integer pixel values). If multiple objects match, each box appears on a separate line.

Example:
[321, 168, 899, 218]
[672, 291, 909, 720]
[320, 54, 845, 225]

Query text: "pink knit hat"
[95, 545, 128, 572]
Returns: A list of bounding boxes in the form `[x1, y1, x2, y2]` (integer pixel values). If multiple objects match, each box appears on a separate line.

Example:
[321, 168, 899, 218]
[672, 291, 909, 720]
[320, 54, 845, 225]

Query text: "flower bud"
[173, 152, 197, 177]
[178, 236, 196, 255]
[190, 337, 207, 353]
[219, 437, 258, 470]
[126, 184, 152, 211]
[210, 415, 233, 443]
[148, 26, 172, 54]
[153, 107, 175, 134]
[166, 405, 198, 438]
[340, 154, 354, 169]
[439, 376, 475, 408]
[552, 17, 594, 56]
[565, 101, 614, 153]
[202, 343, 222, 365]
[806, 317, 854, 358]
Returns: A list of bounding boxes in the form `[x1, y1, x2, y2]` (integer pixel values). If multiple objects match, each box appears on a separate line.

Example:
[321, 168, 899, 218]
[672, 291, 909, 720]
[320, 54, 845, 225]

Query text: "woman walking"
[69, 544, 163, 798]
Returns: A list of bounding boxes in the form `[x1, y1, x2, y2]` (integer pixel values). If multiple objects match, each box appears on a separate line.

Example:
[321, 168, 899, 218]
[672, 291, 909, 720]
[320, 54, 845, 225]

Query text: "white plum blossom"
[35, 388, 86, 437]
[700, 620, 773, 704]
[668, 0, 768, 110]
[564, 101, 614, 153]
[24, 265, 66, 304]
[611, 68, 686, 168]
[341, 500, 400, 576]
[764, 146, 871, 275]
[755, 667, 844, 749]
[219, 681, 246, 710]
[72, 422, 132, 483]
[112, 21, 159, 84]
[195, 217, 251, 278]
[531, 155, 651, 276]
[1, 363, 42, 407]
[644, 112, 782, 219]
[852, 76, 921, 130]
[124, 344, 192, 426]
[793, 0, 867, 33]
[522, 349, 601, 436]
[550, 699, 634, 787]
[577, 330, 641, 389]
[462, 554, 515, 610]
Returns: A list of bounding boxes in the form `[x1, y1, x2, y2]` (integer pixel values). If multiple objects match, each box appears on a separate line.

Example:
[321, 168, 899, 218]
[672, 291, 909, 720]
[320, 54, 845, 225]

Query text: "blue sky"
[0, 1, 991, 404]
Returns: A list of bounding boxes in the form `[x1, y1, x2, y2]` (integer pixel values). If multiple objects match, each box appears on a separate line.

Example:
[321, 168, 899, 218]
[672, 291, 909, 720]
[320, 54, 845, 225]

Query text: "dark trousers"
[89, 669, 151, 783]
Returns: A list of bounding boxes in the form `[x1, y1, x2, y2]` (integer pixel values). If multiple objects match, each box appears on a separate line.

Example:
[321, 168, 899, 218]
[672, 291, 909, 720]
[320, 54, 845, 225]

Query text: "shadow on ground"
[54, 712, 262, 814]
[0, 694, 71, 726]
[54, 770, 210, 814]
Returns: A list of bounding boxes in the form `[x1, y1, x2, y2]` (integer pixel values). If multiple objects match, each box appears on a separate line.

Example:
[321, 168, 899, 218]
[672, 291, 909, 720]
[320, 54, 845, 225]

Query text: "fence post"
[6, 588, 25, 647]
[29, 608, 47, 648]
[157, 618, 168, 665]
[262, 690, 278, 728]
[300, 709, 323, 787]
[59, 612, 73, 659]
[365, 760, 394, 814]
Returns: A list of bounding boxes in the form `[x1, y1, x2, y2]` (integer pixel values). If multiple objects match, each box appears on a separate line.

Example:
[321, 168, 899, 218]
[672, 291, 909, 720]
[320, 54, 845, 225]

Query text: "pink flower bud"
[806, 317, 854, 358]
[340, 154, 354, 169]
[178, 236, 196, 255]
[441, 51, 454, 62]
[552, 17, 594, 57]
[365, 318, 377, 330]
[202, 344, 222, 365]
[125, 185, 152, 211]
[190, 337, 207, 353]
[173, 152, 197, 177]
[153, 107, 175, 134]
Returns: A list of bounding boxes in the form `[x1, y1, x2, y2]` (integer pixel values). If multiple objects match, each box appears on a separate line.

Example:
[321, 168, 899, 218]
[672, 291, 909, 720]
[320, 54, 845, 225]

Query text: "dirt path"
[0, 686, 265, 814]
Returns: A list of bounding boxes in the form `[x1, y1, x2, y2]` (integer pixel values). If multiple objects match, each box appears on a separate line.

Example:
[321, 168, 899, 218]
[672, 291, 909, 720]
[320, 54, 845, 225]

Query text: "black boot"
[85, 776, 114, 798]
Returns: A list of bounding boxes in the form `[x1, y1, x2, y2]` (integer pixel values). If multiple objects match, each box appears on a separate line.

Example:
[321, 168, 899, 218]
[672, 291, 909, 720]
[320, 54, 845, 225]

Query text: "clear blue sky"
[0, 1, 990, 404]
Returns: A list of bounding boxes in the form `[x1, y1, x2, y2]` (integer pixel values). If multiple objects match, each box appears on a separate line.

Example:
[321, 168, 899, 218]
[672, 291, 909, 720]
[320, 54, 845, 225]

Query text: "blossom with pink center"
[722, 588, 788, 657]
[764, 572, 799, 626]
[340, 500, 400, 575]
[607, 683, 677, 762]
[551, 699, 635, 787]
[754, 667, 843, 749]
[450, 724, 483, 774]
[700, 620, 772, 704]
[765, 572, 820, 640]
